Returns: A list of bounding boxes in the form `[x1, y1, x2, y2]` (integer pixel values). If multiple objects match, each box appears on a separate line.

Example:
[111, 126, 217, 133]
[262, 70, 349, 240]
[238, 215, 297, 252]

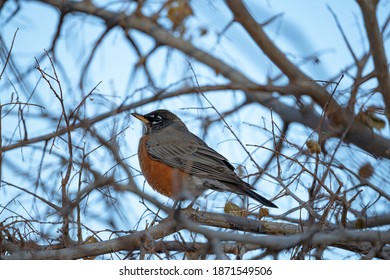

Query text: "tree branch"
[357, 0, 390, 122]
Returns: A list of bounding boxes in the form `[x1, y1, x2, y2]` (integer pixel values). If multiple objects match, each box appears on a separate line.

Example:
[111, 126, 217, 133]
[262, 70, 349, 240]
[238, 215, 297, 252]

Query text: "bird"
[131, 109, 277, 208]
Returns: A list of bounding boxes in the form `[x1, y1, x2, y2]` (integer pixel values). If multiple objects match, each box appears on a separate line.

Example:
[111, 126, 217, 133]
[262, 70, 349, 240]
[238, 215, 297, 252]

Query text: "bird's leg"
[171, 196, 197, 211]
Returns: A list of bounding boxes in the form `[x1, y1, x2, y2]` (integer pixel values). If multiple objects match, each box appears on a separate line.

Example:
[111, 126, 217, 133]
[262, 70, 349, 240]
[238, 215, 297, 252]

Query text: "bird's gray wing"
[145, 128, 242, 185]
[145, 127, 278, 208]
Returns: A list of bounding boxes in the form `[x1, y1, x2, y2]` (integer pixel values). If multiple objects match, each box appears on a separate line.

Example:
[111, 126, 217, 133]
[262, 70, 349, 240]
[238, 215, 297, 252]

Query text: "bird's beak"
[131, 113, 150, 124]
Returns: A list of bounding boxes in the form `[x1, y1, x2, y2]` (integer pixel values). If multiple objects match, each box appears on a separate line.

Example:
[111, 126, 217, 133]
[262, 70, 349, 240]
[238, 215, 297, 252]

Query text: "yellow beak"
[131, 113, 150, 124]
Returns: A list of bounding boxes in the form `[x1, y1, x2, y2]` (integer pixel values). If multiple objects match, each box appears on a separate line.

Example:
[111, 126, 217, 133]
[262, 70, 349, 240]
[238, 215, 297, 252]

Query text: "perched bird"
[132, 109, 277, 208]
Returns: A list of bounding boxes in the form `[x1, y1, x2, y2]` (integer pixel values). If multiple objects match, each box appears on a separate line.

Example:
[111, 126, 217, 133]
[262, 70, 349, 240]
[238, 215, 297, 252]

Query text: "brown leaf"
[83, 235, 98, 260]
[370, 114, 386, 130]
[357, 110, 386, 131]
[358, 163, 374, 179]
[167, 0, 193, 30]
[354, 218, 366, 229]
[85, 235, 98, 244]
[259, 208, 269, 219]
[306, 139, 321, 154]
[224, 201, 249, 217]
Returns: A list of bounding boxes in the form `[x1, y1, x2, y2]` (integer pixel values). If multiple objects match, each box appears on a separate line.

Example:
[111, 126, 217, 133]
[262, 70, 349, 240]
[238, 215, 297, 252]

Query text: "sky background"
[1, 0, 389, 259]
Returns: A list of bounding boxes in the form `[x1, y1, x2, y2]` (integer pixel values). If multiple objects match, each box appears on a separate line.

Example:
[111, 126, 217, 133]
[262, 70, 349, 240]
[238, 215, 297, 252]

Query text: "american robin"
[132, 109, 277, 208]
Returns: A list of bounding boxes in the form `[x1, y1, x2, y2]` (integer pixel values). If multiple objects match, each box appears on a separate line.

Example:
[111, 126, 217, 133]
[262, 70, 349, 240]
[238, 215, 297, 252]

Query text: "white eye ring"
[151, 115, 162, 125]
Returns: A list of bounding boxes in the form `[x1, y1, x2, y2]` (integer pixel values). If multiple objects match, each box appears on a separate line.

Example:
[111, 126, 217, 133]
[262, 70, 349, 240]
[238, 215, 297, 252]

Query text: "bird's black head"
[132, 109, 185, 134]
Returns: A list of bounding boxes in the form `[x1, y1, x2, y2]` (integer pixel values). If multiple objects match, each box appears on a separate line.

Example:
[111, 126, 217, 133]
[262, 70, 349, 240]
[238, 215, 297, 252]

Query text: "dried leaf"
[354, 218, 366, 229]
[259, 208, 269, 219]
[224, 201, 249, 217]
[224, 201, 241, 216]
[306, 139, 321, 154]
[167, 0, 193, 31]
[358, 163, 374, 179]
[357, 110, 386, 131]
[83, 235, 98, 260]
[370, 114, 386, 130]
[85, 235, 98, 244]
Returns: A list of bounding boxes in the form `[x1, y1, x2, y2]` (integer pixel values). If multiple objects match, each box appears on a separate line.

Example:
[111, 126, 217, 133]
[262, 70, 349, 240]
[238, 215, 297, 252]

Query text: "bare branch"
[357, 0, 390, 121]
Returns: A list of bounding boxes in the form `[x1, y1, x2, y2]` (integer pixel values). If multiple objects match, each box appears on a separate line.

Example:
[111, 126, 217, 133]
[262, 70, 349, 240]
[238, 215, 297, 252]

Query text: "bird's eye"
[151, 115, 163, 125]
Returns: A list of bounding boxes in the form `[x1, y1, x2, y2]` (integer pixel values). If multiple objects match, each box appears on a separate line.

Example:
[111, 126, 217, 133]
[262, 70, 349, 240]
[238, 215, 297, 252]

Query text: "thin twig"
[0, 28, 19, 80]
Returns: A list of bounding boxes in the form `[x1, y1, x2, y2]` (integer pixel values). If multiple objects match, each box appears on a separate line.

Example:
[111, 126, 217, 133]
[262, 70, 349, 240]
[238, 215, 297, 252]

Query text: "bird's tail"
[244, 188, 278, 208]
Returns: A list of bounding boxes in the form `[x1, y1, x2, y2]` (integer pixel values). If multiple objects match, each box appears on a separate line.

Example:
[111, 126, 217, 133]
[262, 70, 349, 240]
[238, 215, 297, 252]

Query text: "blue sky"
[1, 0, 389, 259]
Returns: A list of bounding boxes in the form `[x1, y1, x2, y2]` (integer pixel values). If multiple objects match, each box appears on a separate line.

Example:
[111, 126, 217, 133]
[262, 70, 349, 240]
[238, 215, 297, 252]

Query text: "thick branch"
[2, 216, 181, 260]
[3, 209, 390, 259]
[357, 0, 390, 121]
[225, 0, 305, 82]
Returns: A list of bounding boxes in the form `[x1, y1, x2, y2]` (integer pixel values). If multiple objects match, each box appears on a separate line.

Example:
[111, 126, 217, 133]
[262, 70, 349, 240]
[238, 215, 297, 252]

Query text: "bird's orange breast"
[138, 136, 190, 198]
